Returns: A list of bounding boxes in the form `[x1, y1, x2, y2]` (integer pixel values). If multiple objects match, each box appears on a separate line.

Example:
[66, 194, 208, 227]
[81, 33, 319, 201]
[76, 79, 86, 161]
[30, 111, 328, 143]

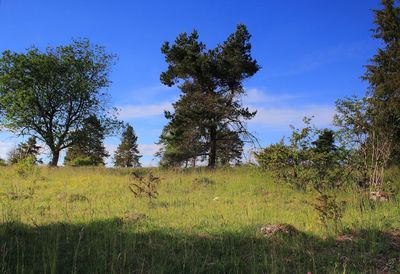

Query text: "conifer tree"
[158, 24, 259, 168]
[8, 136, 41, 164]
[114, 124, 141, 167]
[64, 115, 109, 166]
[364, 0, 400, 161]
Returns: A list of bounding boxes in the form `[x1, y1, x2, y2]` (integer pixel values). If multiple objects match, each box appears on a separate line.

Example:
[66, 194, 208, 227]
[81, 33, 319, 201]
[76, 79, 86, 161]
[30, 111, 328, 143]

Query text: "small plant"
[13, 156, 38, 178]
[313, 192, 345, 234]
[128, 172, 161, 204]
[192, 177, 215, 185]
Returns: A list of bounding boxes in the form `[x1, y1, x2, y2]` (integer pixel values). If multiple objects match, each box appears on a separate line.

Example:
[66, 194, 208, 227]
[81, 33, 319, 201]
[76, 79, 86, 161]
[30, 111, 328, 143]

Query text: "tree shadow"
[0, 219, 398, 273]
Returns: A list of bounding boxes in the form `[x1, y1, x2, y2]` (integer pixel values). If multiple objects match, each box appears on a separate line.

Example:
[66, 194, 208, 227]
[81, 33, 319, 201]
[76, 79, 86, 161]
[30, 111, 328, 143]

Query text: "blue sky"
[0, 0, 381, 165]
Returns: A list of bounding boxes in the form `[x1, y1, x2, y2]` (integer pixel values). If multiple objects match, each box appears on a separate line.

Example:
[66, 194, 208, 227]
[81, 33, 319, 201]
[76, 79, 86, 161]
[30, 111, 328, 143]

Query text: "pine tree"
[64, 116, 109, 166]
[312, 129, 336, 154]
[8, 137, 41, 164]
[158, 24, 259, 168]
[114, 124, 141, 167]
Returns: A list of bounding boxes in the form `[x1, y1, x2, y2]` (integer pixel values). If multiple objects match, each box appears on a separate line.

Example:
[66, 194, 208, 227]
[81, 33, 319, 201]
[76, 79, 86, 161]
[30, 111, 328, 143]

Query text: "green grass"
[0, 166, 399, 273]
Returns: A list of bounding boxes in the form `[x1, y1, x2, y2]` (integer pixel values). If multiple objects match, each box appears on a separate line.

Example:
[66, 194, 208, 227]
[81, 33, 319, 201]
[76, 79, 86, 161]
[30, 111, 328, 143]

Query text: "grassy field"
[0, 166, 399, 273]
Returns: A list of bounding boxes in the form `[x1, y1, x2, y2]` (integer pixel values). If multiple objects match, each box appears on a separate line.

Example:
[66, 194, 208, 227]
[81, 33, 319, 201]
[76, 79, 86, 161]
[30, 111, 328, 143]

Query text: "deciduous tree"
[0, 39, 120, 166]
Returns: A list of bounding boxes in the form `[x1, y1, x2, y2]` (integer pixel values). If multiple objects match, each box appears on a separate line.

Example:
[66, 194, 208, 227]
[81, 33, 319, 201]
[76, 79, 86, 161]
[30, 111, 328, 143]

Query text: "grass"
[0, 166, 399, 273]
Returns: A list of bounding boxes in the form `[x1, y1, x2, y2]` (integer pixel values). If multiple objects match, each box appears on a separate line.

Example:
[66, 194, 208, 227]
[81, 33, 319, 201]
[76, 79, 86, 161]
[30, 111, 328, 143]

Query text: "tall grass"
[0, 166, 399, 273]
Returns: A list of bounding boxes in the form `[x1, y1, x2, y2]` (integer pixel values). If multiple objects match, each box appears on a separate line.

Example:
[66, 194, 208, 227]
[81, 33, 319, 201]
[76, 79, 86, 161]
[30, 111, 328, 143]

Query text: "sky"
[0, 0, 382, 166]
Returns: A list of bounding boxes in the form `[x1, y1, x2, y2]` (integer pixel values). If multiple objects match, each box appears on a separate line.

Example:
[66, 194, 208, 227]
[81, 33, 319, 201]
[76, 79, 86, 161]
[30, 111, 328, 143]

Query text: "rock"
[123, 212, 147, 224]
[260, 224, 297, 237]
[335, 234, 354, 243]
[369, 191, 390, 202]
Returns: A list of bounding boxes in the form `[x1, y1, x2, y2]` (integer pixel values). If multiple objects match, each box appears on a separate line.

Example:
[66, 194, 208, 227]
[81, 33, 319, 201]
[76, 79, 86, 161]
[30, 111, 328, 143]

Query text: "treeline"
[0, 0, 399, 180]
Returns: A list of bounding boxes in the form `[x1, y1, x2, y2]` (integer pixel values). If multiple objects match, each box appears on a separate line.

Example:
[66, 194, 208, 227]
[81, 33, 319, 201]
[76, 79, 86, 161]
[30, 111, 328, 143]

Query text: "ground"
[0, 166, 399, 273]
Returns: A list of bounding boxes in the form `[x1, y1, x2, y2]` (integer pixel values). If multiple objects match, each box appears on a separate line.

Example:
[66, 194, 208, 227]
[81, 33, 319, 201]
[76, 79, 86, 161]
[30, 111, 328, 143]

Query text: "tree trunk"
[208, 126, 217, 168]
[50, 150, 60, 166]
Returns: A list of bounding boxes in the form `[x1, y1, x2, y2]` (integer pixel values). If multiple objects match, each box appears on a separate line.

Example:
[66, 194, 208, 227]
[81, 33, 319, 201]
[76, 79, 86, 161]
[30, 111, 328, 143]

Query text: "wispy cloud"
[243, 88, 299, 104]
[250, 105, 335, 128]
[138, 144, 161, 156]
[118, 102, 173, 119]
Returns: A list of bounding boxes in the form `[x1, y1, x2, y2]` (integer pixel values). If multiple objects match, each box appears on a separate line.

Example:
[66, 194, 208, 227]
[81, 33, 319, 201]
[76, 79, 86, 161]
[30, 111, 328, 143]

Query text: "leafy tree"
[8, 137, 41, 164]
[0, 39, 120, 166]
[334, 96, 394, 189]
[158, 24, 260, 168]
[114, 124, 141, 168]
[64, 115, 109, 166]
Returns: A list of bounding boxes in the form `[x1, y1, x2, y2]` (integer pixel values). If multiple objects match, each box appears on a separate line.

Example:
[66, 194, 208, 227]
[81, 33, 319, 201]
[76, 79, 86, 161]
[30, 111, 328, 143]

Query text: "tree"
[364, 0, 400, 163]
[312, 129, 336, 154]
[64, 115, 109, 166]
[334, 96, 394, 189]
[114, 124, 141, 168]
[0, 39, 120, 166]
[8, 136, 41, 164]
[158, 24, 260, 168]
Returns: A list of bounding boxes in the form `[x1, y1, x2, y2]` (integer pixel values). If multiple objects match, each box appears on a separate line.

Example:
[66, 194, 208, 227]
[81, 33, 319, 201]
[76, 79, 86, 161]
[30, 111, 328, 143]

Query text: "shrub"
[256, 118, 350, 191]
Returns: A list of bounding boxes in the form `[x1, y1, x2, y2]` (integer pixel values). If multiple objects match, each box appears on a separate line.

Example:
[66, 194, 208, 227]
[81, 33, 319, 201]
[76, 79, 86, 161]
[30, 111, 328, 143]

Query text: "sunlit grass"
[0, 166, 399, 273]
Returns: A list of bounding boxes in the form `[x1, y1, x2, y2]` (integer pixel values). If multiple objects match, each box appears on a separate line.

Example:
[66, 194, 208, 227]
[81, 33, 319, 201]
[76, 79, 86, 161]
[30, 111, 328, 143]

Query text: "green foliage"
[158, 24, 259, 168]
[0, 38, 120, 166]
[313, 193, 345, 234]
[64, 116, 109, 166]
[66, 156, 97, 167]
[7, 137, 41, 165]
[256, 118, 348, 191]
[334, 96, 394, 189]
[114, 124, 141, 167]
[13, 155, 39, 178]
[0, 158, 7, 166]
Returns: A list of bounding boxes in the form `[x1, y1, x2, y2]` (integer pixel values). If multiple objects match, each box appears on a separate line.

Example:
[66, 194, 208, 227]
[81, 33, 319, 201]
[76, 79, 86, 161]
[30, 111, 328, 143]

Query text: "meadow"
[0, 166, 399, 273]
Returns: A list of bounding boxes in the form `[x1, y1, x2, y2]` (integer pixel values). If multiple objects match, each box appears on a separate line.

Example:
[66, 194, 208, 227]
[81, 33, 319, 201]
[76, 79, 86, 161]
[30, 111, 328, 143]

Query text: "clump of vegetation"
[312, 193, 345, 233]
[192, 177, 215, 185]
[128, 172, 161, 204]
[256, 117, 348, 192]
[13, 155, 39, 178]
[64, 115, 109, 166]
[69, 194, 89, 203]
[8, 137, 41, 165]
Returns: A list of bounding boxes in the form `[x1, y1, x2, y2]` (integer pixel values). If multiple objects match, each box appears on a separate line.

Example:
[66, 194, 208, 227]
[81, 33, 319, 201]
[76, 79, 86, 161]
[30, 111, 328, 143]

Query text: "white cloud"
[0, 141, 15, 159]
[138, 144, 161, 156]
[117, 102, 173, 119]
[250, 105, 335, 128]
[243, 88, 299, 104]
[105, 143, 161, 157]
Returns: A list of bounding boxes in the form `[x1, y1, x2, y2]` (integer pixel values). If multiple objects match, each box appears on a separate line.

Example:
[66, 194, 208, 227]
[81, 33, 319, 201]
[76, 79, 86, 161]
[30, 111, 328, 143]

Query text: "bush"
[256, 118, 350, 191]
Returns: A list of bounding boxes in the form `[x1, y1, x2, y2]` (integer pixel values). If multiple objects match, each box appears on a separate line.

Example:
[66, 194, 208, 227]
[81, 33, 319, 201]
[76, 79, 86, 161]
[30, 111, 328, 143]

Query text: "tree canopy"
[158, 24, 260, 168]
[0, 39, 120, 166]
